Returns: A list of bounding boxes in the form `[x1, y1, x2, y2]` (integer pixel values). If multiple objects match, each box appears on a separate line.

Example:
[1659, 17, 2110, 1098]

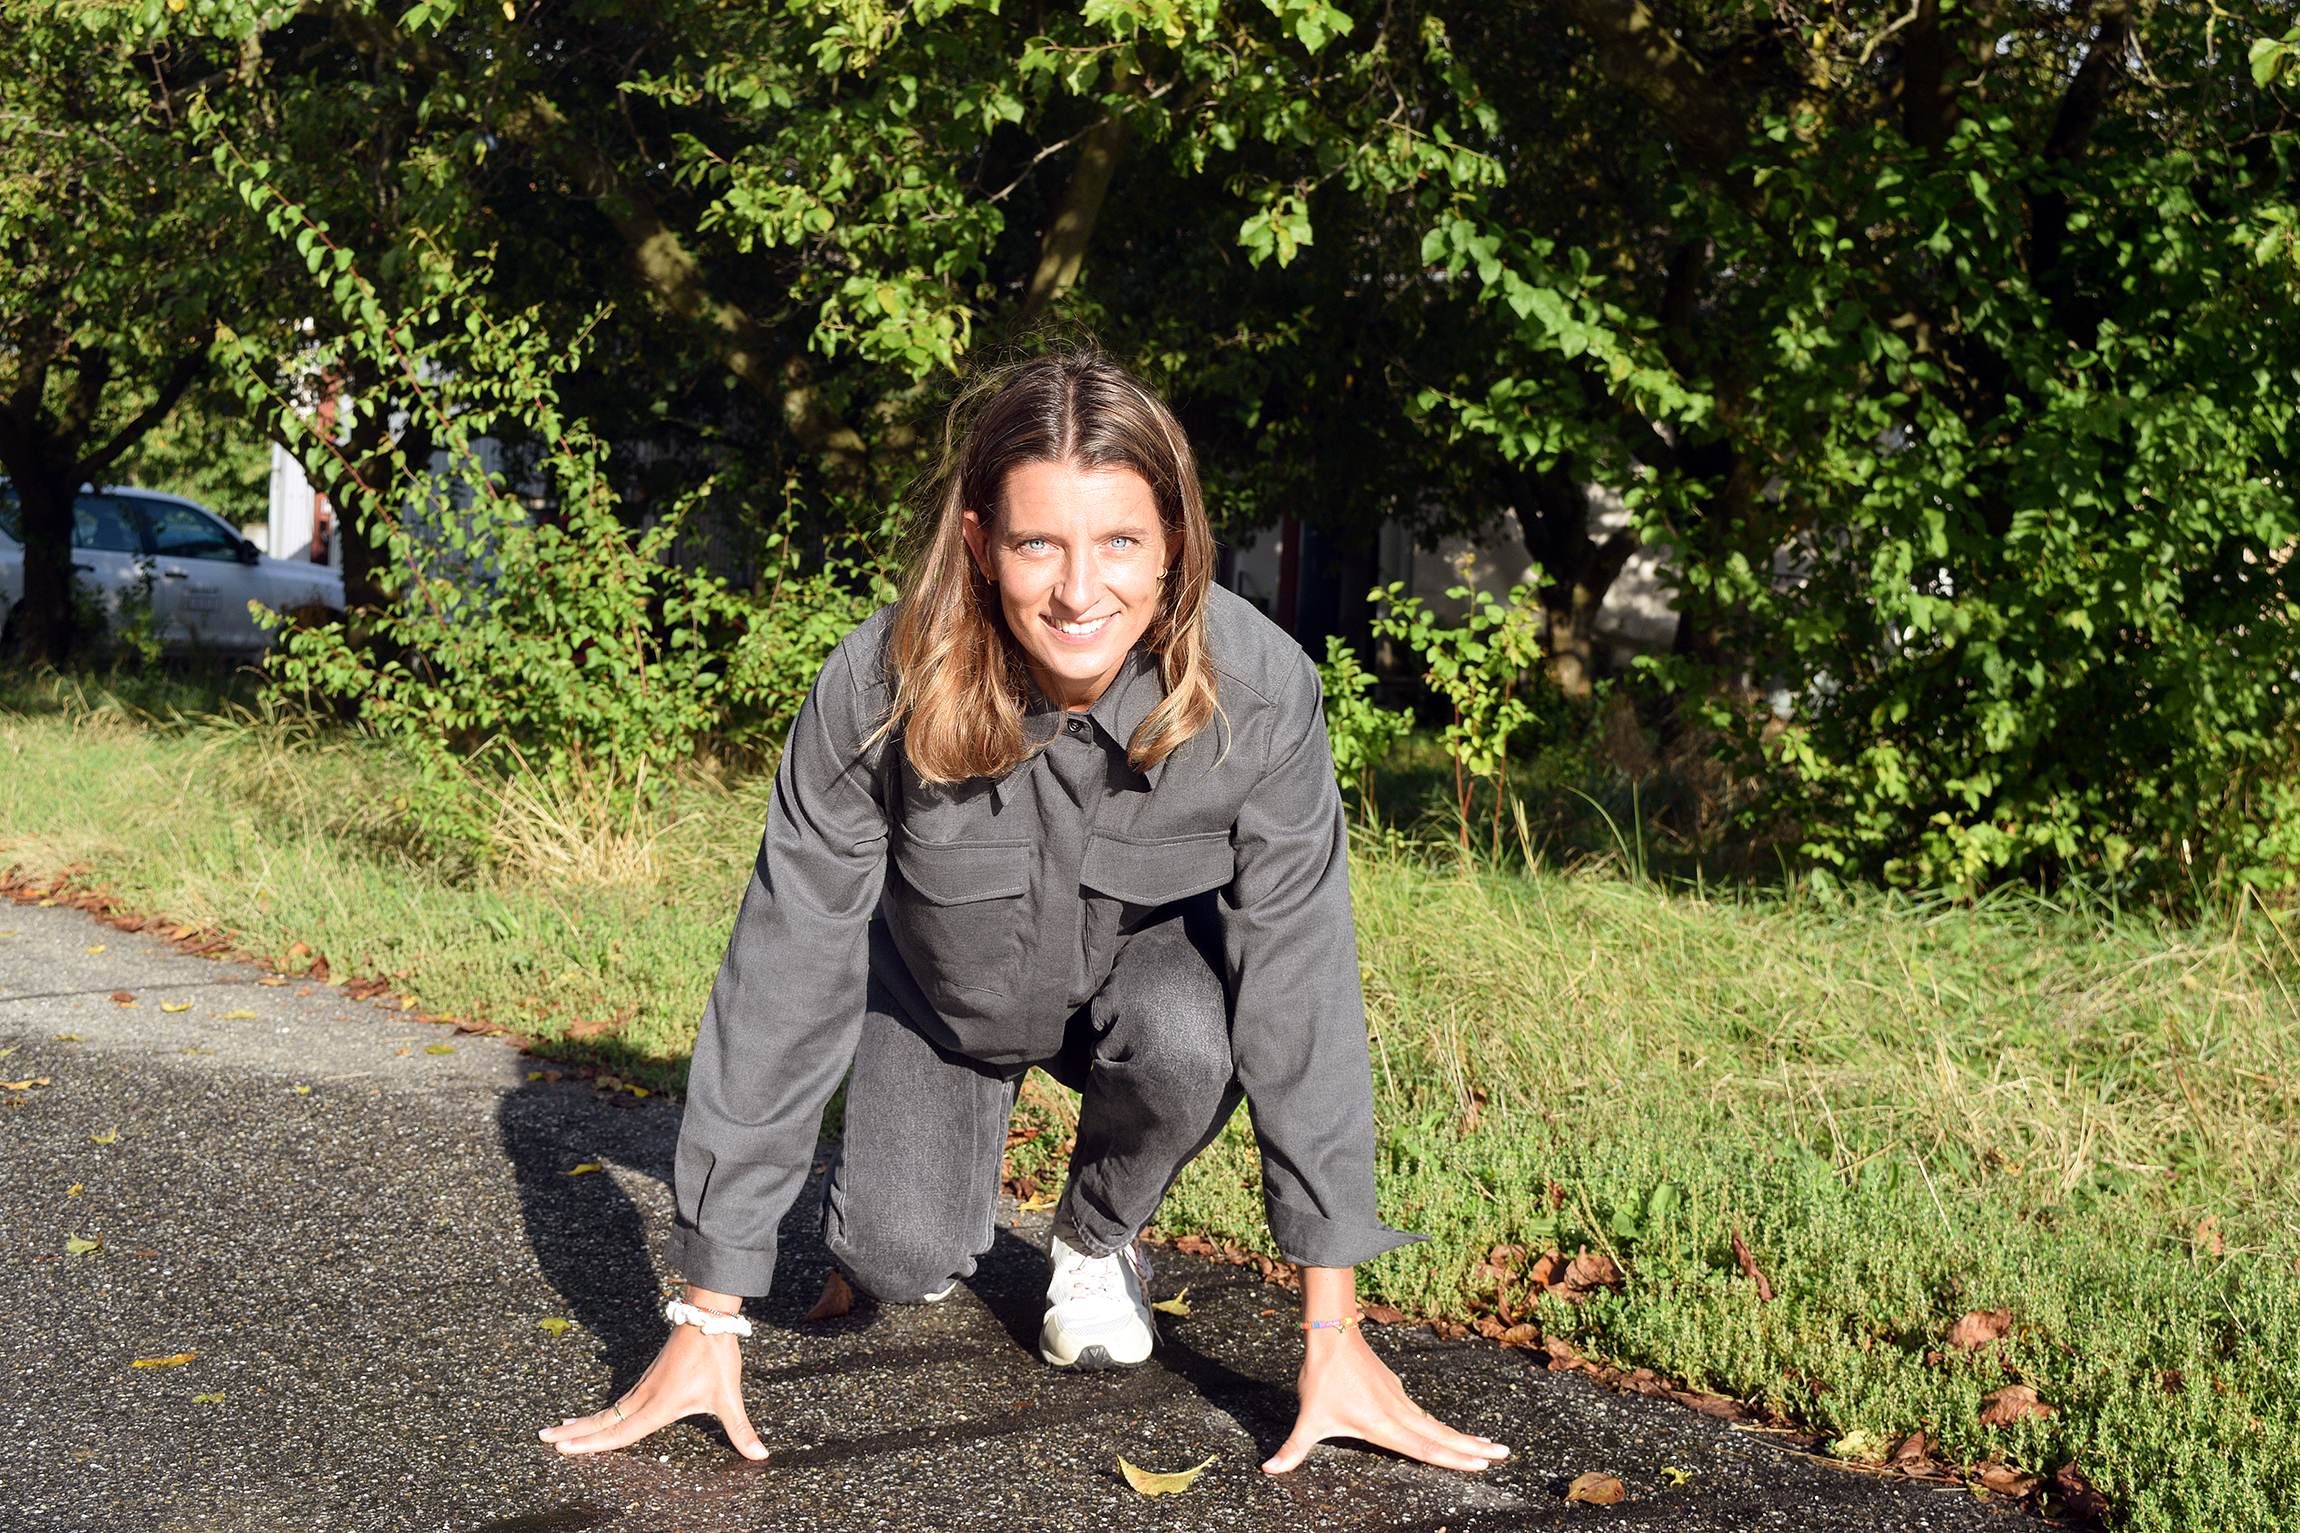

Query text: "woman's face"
[963, 459, 1173, 712]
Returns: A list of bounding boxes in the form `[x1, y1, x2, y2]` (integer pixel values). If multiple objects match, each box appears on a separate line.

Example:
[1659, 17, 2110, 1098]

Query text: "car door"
[68, 493, 151, 637]
[134, 496, 268, 651]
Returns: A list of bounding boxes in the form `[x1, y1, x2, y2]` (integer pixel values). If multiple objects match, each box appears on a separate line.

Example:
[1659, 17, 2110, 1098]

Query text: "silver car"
[0, 484, 344, 654]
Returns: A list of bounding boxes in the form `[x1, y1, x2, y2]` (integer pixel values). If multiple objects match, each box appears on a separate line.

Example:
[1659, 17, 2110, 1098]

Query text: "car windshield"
[136, 498, 242, 561]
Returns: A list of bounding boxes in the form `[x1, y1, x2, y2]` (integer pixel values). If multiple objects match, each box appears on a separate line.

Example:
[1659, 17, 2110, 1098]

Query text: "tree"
[0, 7, 265, 661]
[1413, 0, 2300, 890]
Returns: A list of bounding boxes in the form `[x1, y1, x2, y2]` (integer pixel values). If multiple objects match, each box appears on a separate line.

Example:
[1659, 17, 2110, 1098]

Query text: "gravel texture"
[0, 899, 2025, 1531]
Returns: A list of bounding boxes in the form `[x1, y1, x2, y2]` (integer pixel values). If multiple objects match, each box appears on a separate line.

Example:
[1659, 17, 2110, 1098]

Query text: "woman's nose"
[1055, 547, 1097, 608]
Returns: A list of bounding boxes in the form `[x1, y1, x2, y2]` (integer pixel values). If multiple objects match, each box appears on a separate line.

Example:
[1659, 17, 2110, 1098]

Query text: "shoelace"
[1064, 1246, 1142, 1301]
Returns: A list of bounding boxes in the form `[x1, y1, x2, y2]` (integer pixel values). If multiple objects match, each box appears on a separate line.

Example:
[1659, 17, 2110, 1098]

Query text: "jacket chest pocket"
[1080, 830, 1234, 909]
[887, 835, 1031, 1001]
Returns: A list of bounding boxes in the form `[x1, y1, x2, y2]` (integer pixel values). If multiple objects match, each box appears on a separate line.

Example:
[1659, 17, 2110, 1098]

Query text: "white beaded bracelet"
[664, 1298, 753, 1337]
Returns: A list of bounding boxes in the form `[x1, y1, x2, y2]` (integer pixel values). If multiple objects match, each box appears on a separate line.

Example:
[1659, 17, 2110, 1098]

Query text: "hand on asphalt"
[536, 1321, 768, 1460]
[1262, 1327, 1510, 1475]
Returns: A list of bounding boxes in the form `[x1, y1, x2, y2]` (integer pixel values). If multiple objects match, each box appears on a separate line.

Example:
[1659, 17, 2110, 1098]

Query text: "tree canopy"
[8, 0, 2300, 896]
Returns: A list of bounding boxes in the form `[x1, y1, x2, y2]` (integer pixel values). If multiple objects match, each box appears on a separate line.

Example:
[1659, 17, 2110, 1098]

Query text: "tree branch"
[75, 337, 211, 484]
[1020, 104, 1132, 320]
[1552, 0, 1753, 196]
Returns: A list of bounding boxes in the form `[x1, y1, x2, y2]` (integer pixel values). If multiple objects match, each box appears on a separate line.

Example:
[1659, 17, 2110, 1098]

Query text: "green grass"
[6, 672, 2300, 1528]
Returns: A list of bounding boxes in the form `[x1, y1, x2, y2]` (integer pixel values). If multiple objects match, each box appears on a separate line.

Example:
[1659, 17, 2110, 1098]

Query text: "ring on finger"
[612, 1400, 626, 1422]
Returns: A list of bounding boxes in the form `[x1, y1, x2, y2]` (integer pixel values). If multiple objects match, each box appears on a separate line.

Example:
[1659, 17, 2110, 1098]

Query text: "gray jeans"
[822, 911, 1243, 1302]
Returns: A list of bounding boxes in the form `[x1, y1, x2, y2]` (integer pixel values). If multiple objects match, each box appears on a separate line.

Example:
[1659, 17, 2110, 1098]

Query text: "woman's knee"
[822, 1193, 978, 1303]
[1098, 961, 1234, 1103]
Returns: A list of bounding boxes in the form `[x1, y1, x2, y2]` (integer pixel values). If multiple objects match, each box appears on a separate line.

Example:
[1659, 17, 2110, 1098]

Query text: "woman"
[540, 352, 1507, 1476]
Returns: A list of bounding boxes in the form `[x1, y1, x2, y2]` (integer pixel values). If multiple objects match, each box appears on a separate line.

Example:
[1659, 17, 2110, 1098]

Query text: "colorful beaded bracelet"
[1301, 1311, 1364, 1332]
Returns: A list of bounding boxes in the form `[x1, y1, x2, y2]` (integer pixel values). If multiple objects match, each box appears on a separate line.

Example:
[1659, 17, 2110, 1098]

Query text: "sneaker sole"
[1040, 1340, 1154, 1372]
[1038, 1315, 1157, 1372]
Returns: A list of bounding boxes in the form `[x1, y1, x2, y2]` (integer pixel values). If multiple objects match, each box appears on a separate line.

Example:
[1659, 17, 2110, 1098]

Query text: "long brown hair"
[883, 350, 1220, 784]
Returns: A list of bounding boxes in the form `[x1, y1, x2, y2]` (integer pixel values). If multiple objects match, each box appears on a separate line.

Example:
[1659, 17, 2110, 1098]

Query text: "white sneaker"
[1039, 1233, 1156, 1370]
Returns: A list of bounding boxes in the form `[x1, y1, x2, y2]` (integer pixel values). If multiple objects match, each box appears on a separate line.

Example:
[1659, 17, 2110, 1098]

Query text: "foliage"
[1314, 634, 1411, 811]
[207, 150, 893, 859]
[1371, 579, 1546, 860]
[1408, 1, 2300, 897]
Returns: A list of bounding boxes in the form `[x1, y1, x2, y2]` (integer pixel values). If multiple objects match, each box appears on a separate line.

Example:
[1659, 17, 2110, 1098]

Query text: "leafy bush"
[1370, 579, 1547, 860]
[208, 145, 894, 861]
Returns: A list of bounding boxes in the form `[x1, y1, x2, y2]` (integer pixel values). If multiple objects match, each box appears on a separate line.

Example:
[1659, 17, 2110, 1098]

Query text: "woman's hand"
[1261, 1267, 1510, 1475]
[537, 1287, 768, 1460]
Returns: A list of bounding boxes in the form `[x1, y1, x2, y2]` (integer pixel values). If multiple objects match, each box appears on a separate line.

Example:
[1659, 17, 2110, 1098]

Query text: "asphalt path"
[0, 898, 2024, 1532]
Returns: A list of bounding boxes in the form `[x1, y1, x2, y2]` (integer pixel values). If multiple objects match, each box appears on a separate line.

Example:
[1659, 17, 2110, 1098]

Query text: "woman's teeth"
[1053, 616, 1111, 636]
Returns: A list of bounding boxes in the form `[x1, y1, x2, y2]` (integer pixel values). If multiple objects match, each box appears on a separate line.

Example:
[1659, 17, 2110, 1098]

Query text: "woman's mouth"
[1045, 614, 1114, 640]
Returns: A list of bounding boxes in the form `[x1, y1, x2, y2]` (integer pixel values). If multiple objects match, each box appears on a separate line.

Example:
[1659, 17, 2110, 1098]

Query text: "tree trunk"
[1511, 465, 1639, 701]
[8, 469, 81, 664]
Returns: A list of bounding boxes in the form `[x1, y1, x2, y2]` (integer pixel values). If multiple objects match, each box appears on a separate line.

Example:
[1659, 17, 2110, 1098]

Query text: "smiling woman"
[538, 349, 1508, 1478]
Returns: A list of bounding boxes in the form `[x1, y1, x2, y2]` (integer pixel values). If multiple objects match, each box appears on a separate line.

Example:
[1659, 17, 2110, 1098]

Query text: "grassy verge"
[6, 678, 2299, 1528]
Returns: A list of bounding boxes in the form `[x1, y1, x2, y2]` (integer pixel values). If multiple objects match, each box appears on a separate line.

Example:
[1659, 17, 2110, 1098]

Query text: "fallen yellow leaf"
[566, 1162, 601, 1176]
[1018, 1194, 1059, 1212]
[1661, 1467, 1692, 1486]
[1151, 1287, 1193, 1319]
[220, 1009, 259, 1021]
[38, 898, 59, 906]
[52, 1033, 81, 1041]
[91, 1127, 118, 1144]
[259, 977, 287, 987]
[537, 1318, 571, 1337]
[527, 1071, 545, 1081]
[294, 1085, 311, 1095]
[130, 1352, 197, 1368]
[191, 1391, 225, 1404]
[66, 1234, 101, 1254]
[0, 1078, 50, 1090]
[425, 1043, 455, 1055]
[67, 1184, 82, 1196]
[85, 944, 105, 954]
[1119, 1455, 1215, 1496]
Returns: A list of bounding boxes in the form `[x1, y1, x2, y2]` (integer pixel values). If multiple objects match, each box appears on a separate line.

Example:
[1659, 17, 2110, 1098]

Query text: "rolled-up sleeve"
[665, 636, 890, 1297]
[1220, 654, 1420, 1270]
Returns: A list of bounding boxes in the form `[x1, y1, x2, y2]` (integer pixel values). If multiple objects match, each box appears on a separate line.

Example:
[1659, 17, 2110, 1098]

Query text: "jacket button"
[1068, 719, 1085, 735]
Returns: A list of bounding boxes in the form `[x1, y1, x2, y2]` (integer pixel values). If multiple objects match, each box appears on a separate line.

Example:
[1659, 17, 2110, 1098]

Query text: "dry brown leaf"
[1979, 1383, 2053, 1426]
[2195, 1214, 2225, 1258]
[1974, 1462, 2040, 1498]
[1889, 1431, 1942, 1477]
[1562, 1251, 1623, 1294]
[0, 1078, 49, 1090]
[1527, 1250, 1562, 1289]
[1946, 1309, 2012, 1352]
[110, 991, 134, 1004]
[1118, 1454, 1214, 1496]
[1543, 1333, 1585, 1371]
[807, 1269, 857, 1320]
[2052, 1461, 2111, 1526]
[1361, 1302, 1408, 1326]
[1670, 1389, 1753, 1422]
[1497, 1323, 1540, 1347]
[1730, 1228, 1774, 1303]
[1565, 1472, 1627, 1505]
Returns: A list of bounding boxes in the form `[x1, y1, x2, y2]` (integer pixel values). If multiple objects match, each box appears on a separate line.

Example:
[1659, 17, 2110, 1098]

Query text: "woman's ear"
[961, 509, 995, 585]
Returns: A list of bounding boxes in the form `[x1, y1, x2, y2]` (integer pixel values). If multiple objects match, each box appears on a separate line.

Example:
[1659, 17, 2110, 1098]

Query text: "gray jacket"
[667, 585, 1414, 1296]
